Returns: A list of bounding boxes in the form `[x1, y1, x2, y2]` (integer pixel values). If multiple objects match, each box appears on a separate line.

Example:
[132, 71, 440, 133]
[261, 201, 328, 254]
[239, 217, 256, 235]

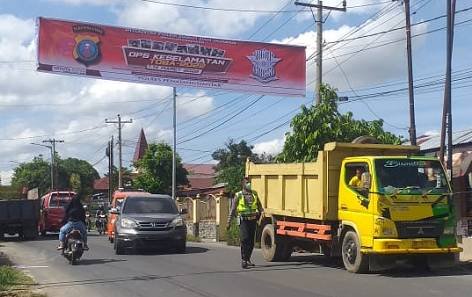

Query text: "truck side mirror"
[179, 208, 188, 215]
[361, 172, 372, 190]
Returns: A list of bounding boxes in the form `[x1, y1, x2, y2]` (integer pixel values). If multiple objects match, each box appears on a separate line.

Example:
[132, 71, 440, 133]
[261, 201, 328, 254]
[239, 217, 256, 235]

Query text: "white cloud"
[253, 137, 285, 156]
[273, 6, 429, 90]
[46, 0, 120, 6]
[116, 0, 283, 37]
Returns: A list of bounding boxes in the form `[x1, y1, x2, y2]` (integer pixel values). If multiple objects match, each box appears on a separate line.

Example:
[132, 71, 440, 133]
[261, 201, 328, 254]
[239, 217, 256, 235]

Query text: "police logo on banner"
[247, 49, 282, 83]
[73, 35, 101, 66]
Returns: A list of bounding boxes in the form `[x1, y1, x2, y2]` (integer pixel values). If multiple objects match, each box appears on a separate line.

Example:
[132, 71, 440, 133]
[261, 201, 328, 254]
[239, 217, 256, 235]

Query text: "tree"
[11, 155, 99, 198]
[278, 84, 403, 162]
[212, 139, 256, 194]
[133, 143, 188, 194]
[57, 157, 100, 198]
[11, 156, 51, 195]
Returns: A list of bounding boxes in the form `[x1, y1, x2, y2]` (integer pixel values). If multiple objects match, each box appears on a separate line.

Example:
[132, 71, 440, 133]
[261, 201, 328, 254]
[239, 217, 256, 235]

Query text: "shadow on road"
[78, 258, 127, 266]
[378, 261, 472, 278]
[136, 246, 209, 256]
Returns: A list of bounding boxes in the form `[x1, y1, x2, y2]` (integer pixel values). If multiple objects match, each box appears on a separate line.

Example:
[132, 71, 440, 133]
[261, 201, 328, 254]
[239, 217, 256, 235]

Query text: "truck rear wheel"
[261, 224, 291, 262]
[342, 231, 369, 273]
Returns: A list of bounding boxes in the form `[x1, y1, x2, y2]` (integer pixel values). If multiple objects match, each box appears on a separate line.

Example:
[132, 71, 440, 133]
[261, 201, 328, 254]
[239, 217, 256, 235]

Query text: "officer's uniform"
[227, 188, 263, 268]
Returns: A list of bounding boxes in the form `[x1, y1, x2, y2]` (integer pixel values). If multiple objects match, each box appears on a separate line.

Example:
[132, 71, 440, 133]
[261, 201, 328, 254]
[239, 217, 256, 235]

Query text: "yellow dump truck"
[246, 142, 462, 273]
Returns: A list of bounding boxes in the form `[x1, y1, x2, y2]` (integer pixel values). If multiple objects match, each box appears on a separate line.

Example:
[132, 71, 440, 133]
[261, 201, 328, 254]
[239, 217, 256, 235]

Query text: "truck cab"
[338, 156, 460, 271]
[38, 191, 76, 236]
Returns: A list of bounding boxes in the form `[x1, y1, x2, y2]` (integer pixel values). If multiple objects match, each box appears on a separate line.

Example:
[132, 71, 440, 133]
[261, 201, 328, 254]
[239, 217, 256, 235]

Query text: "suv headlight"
[170, 217, 184, 227]
[120, 218, 137, 229]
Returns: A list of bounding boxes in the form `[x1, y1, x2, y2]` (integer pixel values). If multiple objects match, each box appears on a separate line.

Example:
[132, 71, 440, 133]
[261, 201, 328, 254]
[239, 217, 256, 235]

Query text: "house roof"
[416, 129, 472, 152]
[93, 177, 109, 191]
[183, 164, 215, 176]
[133, 128, 148, 162]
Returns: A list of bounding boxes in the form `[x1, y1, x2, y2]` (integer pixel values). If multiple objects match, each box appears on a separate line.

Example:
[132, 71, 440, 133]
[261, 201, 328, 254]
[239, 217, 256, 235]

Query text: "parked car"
[111, 194, 187, 254]
[106, 190, 151, 243]
[38, 191, 76, 236]
[0, 198, 40, 240]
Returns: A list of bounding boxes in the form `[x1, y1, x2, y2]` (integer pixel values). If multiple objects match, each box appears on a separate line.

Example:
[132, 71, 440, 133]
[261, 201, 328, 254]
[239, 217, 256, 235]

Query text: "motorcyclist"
[57, 196, 89, 250]
[95, 205, 106, 230]
[84, 205, 91, 231]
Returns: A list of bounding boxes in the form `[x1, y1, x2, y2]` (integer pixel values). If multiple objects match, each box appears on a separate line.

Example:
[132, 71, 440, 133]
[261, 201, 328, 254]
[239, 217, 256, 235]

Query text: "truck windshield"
[375, 159, 449, 195]
[122, 198, 178, 214]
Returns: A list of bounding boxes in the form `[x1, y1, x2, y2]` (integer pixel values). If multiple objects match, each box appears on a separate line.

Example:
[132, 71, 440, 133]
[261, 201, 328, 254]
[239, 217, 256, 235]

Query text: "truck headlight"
[120, 218, 137, 229]
[171, 217, 184, 227]
[443, 226, 455, 235]
[382, 227, 394, 236]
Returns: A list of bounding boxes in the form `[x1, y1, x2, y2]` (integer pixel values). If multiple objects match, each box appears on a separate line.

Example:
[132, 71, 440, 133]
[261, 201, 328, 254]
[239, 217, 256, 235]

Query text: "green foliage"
[278, 84, 403, 162]
[11, 156, 99, 198]
[212, 139, 255, 194]
[57, 157, 100, 199]
[133, 143, 188, 194]
[226, 220, 240, 246]
[11, 157, 51, 196]
[0, 186, 22, 200]
[0, 265, 32, 291]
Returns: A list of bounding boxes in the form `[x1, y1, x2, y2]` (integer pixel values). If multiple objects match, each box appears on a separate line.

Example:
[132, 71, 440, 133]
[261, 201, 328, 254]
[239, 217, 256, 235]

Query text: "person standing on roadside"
[227, 177, 263, 269]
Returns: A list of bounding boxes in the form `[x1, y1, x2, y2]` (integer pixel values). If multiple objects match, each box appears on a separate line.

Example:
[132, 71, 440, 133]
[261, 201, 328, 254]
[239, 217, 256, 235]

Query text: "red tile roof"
[183, 164, 215, 176]
[93, 177, 109, 190]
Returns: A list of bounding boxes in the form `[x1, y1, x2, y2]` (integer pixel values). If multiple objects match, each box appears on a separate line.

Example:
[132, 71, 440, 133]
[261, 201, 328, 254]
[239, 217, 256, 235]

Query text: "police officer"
[227, 177, 263, 269]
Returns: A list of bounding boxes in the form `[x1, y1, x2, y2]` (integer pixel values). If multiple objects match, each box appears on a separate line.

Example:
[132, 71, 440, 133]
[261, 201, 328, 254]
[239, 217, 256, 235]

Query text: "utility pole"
[403, 0, 417, 146]
[172, 87, 177, 200]
[106, 115, 132, 189]
[295, 1, 347, 105]
[106, 135, 114, 203]
[42, 138, 64, 190]
[439, 0, 456, 178]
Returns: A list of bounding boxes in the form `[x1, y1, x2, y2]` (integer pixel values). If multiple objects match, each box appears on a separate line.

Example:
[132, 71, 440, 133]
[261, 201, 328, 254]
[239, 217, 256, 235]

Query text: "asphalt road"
[1, 233, 472, 297]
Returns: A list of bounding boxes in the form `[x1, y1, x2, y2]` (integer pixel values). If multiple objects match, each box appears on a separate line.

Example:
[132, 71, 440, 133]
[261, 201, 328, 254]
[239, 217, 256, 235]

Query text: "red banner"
[36, 18, 306, 97]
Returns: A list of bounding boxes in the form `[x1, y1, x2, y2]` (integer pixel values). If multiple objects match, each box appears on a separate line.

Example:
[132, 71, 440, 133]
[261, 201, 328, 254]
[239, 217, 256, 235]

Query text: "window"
[122, 198, 178, 214]
[344, 162, 370, 198]
[49, 193, 75, 208]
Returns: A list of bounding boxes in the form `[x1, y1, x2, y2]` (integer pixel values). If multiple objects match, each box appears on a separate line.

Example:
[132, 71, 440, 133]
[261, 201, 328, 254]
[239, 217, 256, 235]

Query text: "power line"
[178, 95, 264, 145]
[136, 0, 390, 13]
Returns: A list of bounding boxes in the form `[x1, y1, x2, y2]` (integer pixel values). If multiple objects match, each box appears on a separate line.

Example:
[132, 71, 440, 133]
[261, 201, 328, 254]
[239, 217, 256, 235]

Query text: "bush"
[226, 220, 240, 246]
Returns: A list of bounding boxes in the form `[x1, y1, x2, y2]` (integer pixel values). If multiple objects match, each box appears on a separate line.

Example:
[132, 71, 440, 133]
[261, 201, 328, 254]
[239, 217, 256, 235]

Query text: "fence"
[176, 194, 229, 241]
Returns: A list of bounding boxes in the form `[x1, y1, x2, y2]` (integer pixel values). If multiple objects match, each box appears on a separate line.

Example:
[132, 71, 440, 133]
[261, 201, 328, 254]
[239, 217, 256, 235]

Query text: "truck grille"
[137, 221, 170, 231]
[395, 219, 444, 238]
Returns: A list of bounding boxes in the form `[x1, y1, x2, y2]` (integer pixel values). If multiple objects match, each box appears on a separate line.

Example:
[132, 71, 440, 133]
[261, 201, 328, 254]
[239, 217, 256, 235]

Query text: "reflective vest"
[236, 191, 259, 216]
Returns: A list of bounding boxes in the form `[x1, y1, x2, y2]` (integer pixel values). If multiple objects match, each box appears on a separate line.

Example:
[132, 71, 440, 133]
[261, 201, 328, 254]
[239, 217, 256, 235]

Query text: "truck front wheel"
[261, 223, 291, 262]
[342, 231, 369, 273]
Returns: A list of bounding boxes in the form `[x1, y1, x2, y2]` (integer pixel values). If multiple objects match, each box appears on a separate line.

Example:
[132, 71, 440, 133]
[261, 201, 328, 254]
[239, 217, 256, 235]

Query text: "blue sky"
[0, 0, 471, 183]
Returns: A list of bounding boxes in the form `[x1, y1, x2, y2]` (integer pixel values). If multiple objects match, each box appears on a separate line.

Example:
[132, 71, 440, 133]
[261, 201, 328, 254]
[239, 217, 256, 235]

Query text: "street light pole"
[30, 142, 53, 190]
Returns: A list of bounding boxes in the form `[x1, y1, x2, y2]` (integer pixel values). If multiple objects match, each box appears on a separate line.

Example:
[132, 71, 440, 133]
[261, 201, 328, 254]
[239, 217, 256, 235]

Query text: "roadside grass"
[0, 265, 46, 297]
[186, 234, 201, 242]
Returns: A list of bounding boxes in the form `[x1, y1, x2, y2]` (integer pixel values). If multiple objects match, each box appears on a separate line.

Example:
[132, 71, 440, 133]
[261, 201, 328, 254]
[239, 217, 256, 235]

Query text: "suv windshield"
[122, 197, 178, 214]
[375, 159, 449, 195]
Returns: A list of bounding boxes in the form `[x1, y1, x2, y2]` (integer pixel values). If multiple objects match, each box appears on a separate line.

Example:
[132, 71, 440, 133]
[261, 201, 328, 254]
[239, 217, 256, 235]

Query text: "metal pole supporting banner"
[172, 87, 177, 200]
[315, 0, 323, 105]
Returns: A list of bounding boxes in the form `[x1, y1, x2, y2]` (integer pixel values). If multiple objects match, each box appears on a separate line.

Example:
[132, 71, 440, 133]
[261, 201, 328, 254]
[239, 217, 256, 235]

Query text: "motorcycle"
[62, 229, 85, 265]
[85, 213, 92, 231]
[95, 214, 106, 235]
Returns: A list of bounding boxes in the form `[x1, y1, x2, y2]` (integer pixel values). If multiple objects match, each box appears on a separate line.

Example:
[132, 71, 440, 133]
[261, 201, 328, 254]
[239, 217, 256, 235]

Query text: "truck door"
[339, 161, 374, 247]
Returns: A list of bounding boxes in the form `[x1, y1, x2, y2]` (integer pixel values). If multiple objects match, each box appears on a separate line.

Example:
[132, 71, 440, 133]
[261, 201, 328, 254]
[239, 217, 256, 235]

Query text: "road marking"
[13, 265, 49, 269]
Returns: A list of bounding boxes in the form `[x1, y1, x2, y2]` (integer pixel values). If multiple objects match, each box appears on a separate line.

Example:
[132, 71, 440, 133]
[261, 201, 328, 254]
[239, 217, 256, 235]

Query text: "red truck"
[38, 191, 76, 236]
